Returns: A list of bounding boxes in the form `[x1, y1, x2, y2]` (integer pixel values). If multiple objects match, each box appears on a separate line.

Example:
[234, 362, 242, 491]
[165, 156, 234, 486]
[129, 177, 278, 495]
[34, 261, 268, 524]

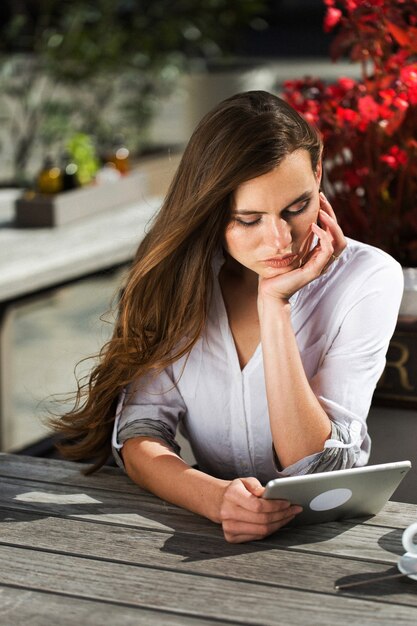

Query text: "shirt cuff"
[111, 419, 181, 470]
[272, 419, 363, 477]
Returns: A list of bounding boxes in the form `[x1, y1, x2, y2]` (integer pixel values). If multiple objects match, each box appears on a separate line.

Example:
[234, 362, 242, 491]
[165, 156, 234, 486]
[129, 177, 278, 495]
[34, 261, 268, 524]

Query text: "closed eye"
[232, 196, 312, 227]
[283, 199, 311, 218]
[233, 217, 261, 227]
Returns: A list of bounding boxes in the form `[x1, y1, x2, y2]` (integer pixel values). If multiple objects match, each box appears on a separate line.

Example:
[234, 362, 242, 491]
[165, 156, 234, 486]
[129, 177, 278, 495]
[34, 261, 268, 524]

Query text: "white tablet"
[263, 460, 411, 526]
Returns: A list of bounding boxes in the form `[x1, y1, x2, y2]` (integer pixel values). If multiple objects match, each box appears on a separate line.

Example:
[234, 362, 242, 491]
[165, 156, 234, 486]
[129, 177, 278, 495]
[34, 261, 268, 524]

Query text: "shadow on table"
[160, 517, 366, 562]
[334, 528, 415, 596]
[1, 480, 277, 561]
[0, 479, 381, 564]
[334, 564, 415, 596]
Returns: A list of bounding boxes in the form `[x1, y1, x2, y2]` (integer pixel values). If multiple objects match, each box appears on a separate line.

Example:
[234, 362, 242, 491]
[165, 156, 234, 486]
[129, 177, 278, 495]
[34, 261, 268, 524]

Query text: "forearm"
[121, 436, 230, 523]
[259, 297, 331, 469]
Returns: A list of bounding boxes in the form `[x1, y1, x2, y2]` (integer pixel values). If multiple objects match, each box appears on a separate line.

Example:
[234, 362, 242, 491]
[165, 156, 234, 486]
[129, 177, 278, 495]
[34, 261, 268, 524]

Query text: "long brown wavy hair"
[50, 90, 322, 472]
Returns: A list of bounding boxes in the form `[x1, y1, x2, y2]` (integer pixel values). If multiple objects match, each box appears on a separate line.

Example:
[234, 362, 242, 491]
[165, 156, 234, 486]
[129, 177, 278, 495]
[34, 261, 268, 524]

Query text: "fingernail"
[292, 506, 303, 514]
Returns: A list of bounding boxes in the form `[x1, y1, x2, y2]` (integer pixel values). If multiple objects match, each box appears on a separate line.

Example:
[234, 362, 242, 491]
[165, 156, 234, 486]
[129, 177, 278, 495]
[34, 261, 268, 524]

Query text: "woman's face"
[224, 149, 321, 280]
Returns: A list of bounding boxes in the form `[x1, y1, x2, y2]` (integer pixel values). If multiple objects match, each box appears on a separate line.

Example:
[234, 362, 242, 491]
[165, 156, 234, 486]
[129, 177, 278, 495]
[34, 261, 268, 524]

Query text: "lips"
[261, 254, 298, 268]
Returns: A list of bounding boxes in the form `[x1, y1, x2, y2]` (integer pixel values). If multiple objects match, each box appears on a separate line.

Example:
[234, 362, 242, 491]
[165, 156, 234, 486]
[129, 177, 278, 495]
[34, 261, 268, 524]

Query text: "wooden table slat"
[0, 585, 223, 626]
[2, 545, 417, 626]
[0, 475, 210, 535]
[0, 453, 139, 495]
[0, 510, 416, 608]
[2, 470, 416, 551]
[2, 454, 416, 529]
[0, 506, 406, 570]
[2, 453, 417, 625]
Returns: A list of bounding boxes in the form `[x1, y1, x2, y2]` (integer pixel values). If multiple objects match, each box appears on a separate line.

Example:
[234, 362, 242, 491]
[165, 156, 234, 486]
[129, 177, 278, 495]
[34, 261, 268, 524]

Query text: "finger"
[224, 533, 260, 544]
[240, 476, 265, 496]
[293, 217, 331, 274]
[319, 192, 338, 222]
[304, 223, 338, 277]
[222, 504, 302, 525]
[226, 490, 292, 515]
[227, 479, 292, 513]
[310, 222, 334, 259]
[223, 480, 264, 513]
[297, 226, 319, 268]
[297, 228, 315, 267]
[318, 209, 345, 241]
[319, 197, 347, 261]
[223, 518, 292, 541]
[223, 513, 298, 543]
[318, 210, 347, 258]
[226, 489, 293, 515]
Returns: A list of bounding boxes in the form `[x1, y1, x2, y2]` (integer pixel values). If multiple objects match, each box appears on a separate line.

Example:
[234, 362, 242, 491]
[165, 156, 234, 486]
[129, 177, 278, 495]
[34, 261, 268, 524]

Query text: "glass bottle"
[61, 152, 80, 191]
[37, 156, 63, 194]
[107, 135, 130, 175]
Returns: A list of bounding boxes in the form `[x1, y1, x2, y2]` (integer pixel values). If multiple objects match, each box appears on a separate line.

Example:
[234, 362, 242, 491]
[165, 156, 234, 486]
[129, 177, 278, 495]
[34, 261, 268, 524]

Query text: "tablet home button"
[309, 488, 353, 511]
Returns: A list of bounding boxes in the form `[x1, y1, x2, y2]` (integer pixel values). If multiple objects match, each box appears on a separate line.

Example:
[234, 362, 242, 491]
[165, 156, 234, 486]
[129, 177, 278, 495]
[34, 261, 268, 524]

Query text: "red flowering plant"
[283, 0, 417, 266]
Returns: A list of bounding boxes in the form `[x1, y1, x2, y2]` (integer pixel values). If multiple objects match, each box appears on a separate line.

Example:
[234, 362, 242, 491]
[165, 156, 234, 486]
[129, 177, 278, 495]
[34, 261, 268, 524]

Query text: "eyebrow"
[233, 191, 313, 215]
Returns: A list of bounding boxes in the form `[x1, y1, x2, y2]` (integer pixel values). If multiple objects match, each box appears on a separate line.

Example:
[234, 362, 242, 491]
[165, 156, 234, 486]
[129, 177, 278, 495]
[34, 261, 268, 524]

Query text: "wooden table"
[1, 453, 417, 625]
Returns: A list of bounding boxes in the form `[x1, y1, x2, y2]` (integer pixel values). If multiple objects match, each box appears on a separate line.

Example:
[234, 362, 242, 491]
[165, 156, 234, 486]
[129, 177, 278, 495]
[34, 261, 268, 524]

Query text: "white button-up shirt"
[112, 238, 403, 484]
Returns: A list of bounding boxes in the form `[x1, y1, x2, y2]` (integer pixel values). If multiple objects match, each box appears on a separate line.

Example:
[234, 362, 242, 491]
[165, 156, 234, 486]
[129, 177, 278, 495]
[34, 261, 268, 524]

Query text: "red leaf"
[328, 28, 356, 62]
[408, 27, 417, 53]
[387, 21, 410, 47]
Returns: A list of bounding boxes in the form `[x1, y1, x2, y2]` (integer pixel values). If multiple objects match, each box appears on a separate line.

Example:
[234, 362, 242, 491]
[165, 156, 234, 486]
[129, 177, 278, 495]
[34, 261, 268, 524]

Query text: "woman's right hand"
[218, 477, 302, 543]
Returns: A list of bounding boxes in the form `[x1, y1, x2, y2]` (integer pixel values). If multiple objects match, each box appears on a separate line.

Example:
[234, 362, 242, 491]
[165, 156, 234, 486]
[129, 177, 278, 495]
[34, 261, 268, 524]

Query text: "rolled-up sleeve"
[275, 256, 403, 477]
[111, 366, 186, 469]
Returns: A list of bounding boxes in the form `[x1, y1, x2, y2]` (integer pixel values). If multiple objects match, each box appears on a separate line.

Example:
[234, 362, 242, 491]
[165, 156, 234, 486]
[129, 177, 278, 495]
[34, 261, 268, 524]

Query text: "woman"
[52, 91, 403, 543]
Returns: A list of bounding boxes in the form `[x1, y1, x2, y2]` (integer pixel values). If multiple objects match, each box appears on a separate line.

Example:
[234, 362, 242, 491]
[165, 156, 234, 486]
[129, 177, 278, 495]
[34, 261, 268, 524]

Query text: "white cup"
[402, 522, 417, 555]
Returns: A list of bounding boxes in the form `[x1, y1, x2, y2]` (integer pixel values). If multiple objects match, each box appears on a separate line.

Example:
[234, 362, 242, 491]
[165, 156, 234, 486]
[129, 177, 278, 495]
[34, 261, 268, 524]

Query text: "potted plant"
[283, 0, 417, 405]
[283, 0, 417, 312]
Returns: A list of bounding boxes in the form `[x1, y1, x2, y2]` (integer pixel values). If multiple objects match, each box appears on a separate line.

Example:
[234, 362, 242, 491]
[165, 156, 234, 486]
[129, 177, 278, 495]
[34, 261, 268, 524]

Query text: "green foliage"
[1, 0, 267, 78]
[67, 133, 99, 184]
[0, 0, 268, 182]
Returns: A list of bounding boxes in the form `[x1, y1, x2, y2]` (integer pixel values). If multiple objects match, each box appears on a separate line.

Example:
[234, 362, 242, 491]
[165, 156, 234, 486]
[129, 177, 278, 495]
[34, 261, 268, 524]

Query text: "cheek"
[223, 227, 264, 266]
[296, 206, 319, 239]
[224, 226, 254, 256]
[223, 225, 236, 253]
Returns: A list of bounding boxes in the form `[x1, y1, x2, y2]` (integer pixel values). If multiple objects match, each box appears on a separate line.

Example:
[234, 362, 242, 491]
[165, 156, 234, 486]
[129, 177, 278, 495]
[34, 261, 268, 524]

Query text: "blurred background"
[0, 0, 338, 186]
[1, 0, 416, 502]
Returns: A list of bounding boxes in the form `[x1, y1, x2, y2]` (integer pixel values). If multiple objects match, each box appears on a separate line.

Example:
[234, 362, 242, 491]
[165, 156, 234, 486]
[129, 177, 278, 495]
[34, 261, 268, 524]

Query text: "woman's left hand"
[258, 192, 347, 303]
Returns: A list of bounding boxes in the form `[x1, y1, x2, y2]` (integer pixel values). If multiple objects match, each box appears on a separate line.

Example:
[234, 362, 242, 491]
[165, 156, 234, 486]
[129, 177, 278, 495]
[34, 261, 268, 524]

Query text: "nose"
[264, 217, 292, 251]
